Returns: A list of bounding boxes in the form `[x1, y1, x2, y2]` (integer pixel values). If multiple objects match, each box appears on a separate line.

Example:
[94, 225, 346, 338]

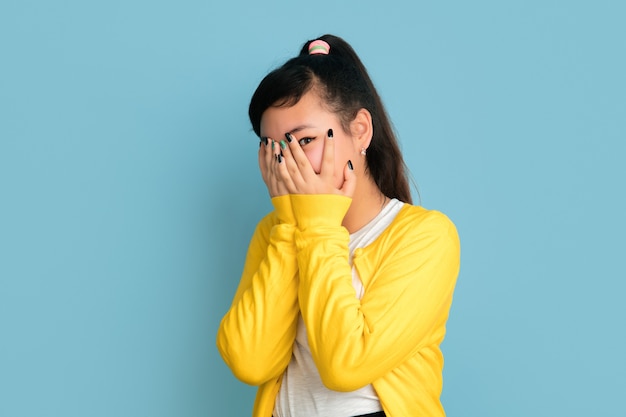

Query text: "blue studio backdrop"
[1, 1, 624, 416]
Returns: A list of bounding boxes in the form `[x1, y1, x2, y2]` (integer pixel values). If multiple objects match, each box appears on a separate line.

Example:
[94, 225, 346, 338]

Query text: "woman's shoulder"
[358, 202, 460, 272]
[388, 203, 458, 243]
[397, 203, 455, 228]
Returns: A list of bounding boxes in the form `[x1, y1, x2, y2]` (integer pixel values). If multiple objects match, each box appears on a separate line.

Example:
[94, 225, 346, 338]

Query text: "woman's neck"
[341, 177, 387, 234]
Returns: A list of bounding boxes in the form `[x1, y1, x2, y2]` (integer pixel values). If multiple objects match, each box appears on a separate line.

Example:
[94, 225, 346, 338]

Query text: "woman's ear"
[350, 108, 373, 150]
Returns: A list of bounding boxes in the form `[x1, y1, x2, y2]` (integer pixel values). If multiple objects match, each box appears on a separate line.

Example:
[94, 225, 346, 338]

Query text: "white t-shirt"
[273, 199, 404, 417]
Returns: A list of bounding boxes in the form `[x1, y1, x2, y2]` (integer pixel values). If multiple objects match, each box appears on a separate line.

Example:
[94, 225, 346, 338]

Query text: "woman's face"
[259, 90, 359, 189]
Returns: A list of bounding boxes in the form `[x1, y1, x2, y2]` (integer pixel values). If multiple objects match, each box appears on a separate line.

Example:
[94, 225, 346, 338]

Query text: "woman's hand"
[273, 129, 357, 198]
[258, 137, 289, 198]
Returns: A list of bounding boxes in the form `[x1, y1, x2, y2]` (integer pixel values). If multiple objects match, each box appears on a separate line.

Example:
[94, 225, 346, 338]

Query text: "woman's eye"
[298, 137, 314, 146]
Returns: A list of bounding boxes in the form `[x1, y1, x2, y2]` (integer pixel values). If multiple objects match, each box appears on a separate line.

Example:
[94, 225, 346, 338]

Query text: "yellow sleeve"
[292, 194, 460, 392]
[216, 195, 300, 386]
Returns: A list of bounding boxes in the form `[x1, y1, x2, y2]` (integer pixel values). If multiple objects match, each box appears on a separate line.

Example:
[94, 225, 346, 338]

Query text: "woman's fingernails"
[271, 140, 275, 150]
[348, 160, 353, 170]
[285, 133, 293, 142]
[261, 136, 269, 146]
[327, 129, 333, 138]
[280, 140, 287, 150]
[277, 154, 283, 163]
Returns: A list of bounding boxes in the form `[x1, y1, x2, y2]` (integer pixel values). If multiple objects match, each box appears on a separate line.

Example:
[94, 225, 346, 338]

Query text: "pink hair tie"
[308, 40, 330, 55]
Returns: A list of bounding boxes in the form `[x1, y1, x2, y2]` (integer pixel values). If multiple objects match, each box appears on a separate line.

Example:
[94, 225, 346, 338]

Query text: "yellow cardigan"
[217, 194, 460, 416]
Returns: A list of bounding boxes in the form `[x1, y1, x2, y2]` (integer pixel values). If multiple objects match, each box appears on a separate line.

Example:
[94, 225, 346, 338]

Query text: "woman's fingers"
[263, 129, 347, 196]
[258, 137, 271, 182]
[281, 129, 339, 194]
[279, 136, 305, 189]
[270, 140, 283, 193]
[341, 159, 357, 197]
[320, 128, 335, 182]
[272, 140, 297, 193]
[259, 138, 289, 197]
[284, 132, 316, 181]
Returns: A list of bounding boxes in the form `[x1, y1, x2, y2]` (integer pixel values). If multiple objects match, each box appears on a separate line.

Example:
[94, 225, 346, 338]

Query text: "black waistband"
[273, 412, 385, 417]
[354, 412, 386, 417]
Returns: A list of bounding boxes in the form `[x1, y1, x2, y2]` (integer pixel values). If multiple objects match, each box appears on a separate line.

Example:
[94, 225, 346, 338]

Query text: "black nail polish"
[261, 136, 269, 146]
[285, 133, 293, 142]
[327, 129, 333, 138]
[277, 154, 283, 163]
[348, 160, 353, 170]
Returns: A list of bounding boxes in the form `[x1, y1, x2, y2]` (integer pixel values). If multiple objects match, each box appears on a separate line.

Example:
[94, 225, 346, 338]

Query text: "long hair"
[248, 34, 412, 204]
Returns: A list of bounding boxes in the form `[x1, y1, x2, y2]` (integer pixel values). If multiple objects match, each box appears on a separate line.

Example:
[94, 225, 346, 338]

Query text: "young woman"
[217, 34, 460, 417]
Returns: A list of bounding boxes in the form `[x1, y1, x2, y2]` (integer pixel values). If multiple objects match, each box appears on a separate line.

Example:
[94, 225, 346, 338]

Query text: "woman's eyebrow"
[260, 124, 315, 138]
[288, 125, 315, 135]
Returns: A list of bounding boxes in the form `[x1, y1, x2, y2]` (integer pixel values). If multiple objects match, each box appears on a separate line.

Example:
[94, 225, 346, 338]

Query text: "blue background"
[1, 1, 624, 416]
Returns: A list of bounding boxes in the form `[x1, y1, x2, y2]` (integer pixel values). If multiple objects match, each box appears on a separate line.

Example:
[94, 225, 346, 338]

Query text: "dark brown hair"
[249, 34, 412, 204]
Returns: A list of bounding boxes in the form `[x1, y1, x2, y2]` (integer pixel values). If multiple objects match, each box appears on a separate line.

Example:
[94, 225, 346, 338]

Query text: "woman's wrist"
[271, 195, 296, 225]
[290, 194, 352, 229]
